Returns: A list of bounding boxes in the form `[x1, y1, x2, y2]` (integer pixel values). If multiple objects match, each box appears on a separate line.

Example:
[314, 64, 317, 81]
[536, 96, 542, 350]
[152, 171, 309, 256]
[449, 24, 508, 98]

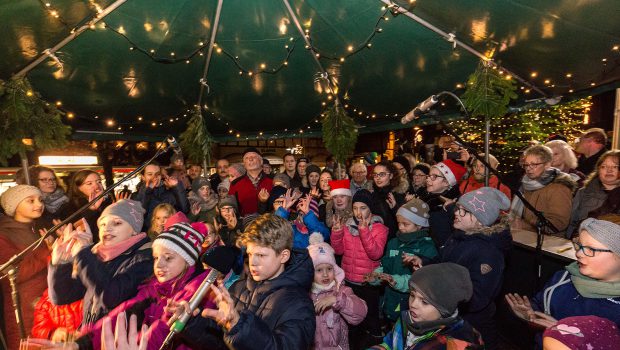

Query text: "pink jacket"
[311, 284, 368, 350]
[330, 218, 389, 283]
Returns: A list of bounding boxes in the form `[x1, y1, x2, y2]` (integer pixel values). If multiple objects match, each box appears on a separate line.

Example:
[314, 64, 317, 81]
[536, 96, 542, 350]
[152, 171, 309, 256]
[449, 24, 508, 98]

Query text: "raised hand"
[225, 214, 237, 230]
[163, 175, 178, 189]
[379, 273, 396, 287]
[405, 193, 415, 202]
[213, 217, 222, 234]
[191, 202, 201, 215]
[402, 253, 423, 270]
[331, 214, 343, 231]
[314, 295, 337, 314]
[258, 188, 270, 203]
[282, 189, 297, 210]
[386, 192, 396, 209]
[115, 190, 131, 202]
[309, 188, 321, 199]
[297, 195, 311, 215]
[88, 189, 105, 210]
[505, 293, 535, 321]
[527, 311, 558, 329]
[358, 215, 369, 230]
[102, 312, 148, 350]
[201, 284, 240, 331]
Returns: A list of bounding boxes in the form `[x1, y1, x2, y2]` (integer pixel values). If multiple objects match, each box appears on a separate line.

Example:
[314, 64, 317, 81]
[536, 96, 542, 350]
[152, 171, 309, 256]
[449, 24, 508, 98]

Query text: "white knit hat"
[0, 185, 42, 217]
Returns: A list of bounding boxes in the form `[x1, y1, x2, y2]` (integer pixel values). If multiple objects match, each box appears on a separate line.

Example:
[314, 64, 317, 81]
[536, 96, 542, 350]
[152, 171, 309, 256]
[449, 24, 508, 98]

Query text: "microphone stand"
[0, 137, 174, 339]
[416, 91, 559, 287]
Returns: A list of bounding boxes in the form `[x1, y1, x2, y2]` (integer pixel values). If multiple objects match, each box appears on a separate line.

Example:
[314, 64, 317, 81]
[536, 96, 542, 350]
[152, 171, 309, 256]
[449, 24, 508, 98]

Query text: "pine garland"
[461, 61, 518, 122]
[180, 107, 214, 165]
[321, 103, 358, 166]
[0, 78, 71, 166]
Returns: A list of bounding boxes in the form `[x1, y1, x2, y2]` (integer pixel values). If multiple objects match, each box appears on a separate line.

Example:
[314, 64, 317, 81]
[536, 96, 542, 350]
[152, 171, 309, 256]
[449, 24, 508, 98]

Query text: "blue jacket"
[48, 237, 153, 326]
[275, 207, 330, 249]
[131, 183, 190, 231]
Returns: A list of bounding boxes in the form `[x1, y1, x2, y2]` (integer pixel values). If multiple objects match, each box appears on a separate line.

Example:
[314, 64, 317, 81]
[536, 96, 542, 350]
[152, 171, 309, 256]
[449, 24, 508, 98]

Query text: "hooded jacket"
[48, 236, 153, 327]
[331, 217, 389, 283]
[183, 249, 316, 350]
[566, 178, 609, 238]
[371, 184, 405, 240]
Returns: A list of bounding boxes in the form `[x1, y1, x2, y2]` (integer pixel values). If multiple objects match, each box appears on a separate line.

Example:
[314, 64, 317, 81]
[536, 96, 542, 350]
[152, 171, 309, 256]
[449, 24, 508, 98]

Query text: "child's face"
[14, 195, 44, 221]
[314, 263, 335, 286]
[453, 205, 481, 231]
[332, 195, 348, 210]
[153, 209, 172, 234]
[98, 215, 135, 246]
[198, 185, 210, 199]
[397, 215, 421, 233]
[204, 231, 219, 247]
[352, 202, 372, 221]
[408, 289, 441, 323]
[272, 197, 285, 211]
[246, 243, 290, 282]
[153, 245, 188, 283]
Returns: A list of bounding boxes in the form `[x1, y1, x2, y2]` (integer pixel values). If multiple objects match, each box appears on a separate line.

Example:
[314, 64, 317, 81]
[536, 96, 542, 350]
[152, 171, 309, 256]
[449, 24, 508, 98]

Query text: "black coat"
[371, 184, 405, 241]
[425, 186, 460, 248]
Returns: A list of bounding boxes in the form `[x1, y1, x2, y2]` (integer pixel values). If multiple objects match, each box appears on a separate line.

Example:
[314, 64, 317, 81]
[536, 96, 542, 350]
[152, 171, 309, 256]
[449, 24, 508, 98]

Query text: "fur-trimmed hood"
[551, 171, 578, 194]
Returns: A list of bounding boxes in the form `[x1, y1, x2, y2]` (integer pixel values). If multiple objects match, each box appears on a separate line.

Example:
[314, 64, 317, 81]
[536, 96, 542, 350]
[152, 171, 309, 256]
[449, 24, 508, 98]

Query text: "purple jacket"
[311, 284, 367, 350]
[78, 266, 223, 350]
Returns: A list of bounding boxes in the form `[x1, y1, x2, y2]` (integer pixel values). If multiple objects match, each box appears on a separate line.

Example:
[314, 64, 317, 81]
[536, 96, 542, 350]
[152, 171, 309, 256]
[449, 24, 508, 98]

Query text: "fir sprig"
[321, 103, 358, 166]
[180, 107, 214, 165]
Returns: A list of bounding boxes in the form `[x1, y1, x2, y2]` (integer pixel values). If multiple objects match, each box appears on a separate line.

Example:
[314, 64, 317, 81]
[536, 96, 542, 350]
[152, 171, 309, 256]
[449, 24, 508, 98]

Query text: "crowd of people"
[0, 127, 618, 350]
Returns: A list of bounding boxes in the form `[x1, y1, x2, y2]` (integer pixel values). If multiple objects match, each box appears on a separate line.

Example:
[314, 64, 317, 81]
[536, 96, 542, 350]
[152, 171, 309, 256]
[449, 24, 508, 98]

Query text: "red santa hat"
[433, 160, 466, 187]
[328, 179, 352, 197]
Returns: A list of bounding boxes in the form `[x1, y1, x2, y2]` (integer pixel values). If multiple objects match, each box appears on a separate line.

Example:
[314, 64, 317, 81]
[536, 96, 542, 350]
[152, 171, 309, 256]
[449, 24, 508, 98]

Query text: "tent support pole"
[197, 0, 224, 107]
[12, 0, 128, 79]
[378, 0, 546, 97]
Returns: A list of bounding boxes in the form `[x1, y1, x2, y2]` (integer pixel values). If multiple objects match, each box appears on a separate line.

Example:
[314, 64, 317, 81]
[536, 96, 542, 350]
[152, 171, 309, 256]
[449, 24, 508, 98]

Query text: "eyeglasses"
[572, 241, 613, 257]
[372, 172, 391, 178]
[38, 178, 56, 183]
[427, 174, 445, 181]
[521, 162, 545, 169]
[456, 205, 472, 218]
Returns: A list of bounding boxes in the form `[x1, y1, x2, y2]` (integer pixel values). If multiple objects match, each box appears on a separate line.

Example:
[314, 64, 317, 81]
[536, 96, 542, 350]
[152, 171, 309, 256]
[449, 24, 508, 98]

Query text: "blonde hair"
[545, 140, 578, 169]
[238, 214, 292, 254]
[148, 203, 176, 235]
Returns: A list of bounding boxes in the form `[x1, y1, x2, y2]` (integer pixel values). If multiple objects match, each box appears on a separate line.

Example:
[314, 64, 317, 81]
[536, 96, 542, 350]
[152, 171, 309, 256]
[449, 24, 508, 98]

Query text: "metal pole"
[20, 156, 31, 185]
[12, 0, 129, 79]
[378, 0, 547, 97]
[485, 118, 490, 186]
[613, 88, 620, 150]
[197, 0, 224, 106]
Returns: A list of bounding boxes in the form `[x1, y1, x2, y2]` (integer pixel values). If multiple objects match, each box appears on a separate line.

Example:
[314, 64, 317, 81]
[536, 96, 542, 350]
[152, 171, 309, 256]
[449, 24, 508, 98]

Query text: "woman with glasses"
[566, 150, 620, 238]
[505, 215, 620, 347]
[510, 145, 576, 236]
[409, 163, 431, 199]
[27, 166, 69, 216]
[370, 161, 405, 240]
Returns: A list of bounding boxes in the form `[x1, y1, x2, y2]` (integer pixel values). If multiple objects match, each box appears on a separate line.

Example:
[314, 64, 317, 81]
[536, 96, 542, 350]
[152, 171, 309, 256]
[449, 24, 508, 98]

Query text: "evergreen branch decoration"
[180, 107, 214, 164]
[321, 103, 358, 166]
[461, 61, 518, 122]
[0, 78, 71, 166]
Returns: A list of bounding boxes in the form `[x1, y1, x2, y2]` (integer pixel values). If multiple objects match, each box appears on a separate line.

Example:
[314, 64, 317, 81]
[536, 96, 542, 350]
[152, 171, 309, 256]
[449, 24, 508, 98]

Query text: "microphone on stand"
[166, 136, 182, 154]
[401, 95, 439, 124]
[160, 246, 237, 350]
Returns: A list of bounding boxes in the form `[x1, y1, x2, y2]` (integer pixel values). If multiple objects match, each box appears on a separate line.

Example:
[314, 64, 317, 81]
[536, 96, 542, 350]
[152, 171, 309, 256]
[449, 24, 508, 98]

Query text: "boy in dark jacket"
[185, 213, 316, 350]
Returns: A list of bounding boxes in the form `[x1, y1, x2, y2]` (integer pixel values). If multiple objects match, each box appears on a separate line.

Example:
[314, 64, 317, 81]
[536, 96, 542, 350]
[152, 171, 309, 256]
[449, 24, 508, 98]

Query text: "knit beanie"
[579, 218, 620, 255]
[408, 263, 473, 317]
[191, 177, 211, 194]
[329, 179, 352, 197]
[352, 189, 373, 210]
[153, 222, 206, 266]
[272, 173, 290, 188]
[218, 196, 238, 212]
[267, 185, 288, 209]
[308, 198, 320, 218]
[307, 233, 345, 284]
[217, 179, 230, 192]
[433, 160, 466, 187]
[0, 185, 42, 217]
[397, 198, 430, 227]
[458, 187, 510, 226]
[98, 199, 145, 233]
[543, 316, 620, 350]
[306, 164, 321, 177]
[164, 212, 190, 231]
[242, 147, 262, 158]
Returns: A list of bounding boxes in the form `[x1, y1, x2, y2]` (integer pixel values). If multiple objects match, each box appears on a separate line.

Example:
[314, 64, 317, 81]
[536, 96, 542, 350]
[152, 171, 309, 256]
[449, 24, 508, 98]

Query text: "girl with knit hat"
[506, 215, 620, 348]
[308, 233, 367, 350]
[366, 198, 438, 323]
[188, 176, 219, 225]
[331, 189, 389, 348]
[48, 199, 154, 328]
[371, 263, 484, 350]
[542, 315, 620, 350]
[0, 185, 49, 348]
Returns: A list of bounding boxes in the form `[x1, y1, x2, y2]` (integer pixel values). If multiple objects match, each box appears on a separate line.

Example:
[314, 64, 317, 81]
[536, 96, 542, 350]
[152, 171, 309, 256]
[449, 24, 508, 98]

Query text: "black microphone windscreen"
[201, 246, 237, 274]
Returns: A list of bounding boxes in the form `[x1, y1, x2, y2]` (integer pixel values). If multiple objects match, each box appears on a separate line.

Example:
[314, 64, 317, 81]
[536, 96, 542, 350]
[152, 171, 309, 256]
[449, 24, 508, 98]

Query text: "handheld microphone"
[160, 246, 238, 349]
[401, 95, 439, 124]
[166, 136, 182, 154]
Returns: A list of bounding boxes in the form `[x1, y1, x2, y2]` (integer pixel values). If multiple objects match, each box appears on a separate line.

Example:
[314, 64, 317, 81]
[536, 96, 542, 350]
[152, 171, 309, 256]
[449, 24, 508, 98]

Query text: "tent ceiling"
[1, 0, 619, 141]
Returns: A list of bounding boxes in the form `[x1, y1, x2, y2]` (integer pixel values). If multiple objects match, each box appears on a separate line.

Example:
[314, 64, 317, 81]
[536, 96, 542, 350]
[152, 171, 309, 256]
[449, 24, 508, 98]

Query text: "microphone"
[401, 95, 439, 124]
[166, 136, 182, 154]
[160, 246, 238, 349]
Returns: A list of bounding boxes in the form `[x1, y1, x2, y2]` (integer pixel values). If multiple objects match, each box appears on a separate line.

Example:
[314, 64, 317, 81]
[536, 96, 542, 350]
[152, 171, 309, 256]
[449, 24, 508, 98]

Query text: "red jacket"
[31, 289, 83, 339]
[229, 173, 273, 216]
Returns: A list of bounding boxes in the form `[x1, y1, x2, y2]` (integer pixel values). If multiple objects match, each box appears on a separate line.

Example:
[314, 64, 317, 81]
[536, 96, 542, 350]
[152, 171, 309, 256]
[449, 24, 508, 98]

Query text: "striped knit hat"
[153, 222, 206, 266]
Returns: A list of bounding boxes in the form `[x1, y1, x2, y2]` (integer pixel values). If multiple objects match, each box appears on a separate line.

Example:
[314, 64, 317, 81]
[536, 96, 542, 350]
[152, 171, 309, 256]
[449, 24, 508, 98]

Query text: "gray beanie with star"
[97, 199, 146, 233]
[458, 187, 510, 226]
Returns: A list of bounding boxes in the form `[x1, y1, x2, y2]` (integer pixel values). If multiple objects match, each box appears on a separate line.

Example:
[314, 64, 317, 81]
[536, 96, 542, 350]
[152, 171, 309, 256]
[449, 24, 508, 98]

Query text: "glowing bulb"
[67, 113, 74, 118]
[566, 73, 572, 78]
[530, 72, 538, 78]
[340, 57, 345, 62]
[26, 91, 33, 97]
[106, 119, 114, 126]
[216, 48, 222, 53]
[56, 101, 62, 106]
[151, 122, 156, 126]
[347, 45, 354, 52]
[260, 63, 266, 69]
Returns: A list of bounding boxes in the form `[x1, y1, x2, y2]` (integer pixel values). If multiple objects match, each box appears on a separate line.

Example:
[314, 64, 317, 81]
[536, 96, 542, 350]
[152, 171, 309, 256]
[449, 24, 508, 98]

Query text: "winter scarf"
[311, 280, 336, 294]
[404, 309, 460, 336]
[511, 167, 562, 217]
[92, 233, 148, 262]
[344, 215, 384, 236]
[42, 188, 69, 214]
[566, 262, 620, 299]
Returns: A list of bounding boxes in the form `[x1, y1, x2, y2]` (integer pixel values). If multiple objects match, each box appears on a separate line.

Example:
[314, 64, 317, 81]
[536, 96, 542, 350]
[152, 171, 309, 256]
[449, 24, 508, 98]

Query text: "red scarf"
[93, 233, 147, 262]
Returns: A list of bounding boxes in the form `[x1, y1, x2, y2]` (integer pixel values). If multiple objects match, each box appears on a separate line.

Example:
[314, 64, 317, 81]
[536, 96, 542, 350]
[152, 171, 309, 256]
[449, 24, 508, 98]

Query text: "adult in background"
[131, 163, 190, 232]
[575, 128, 608, 175]
[282, 153, 303, 189]
[29, 166, 69, 217]
[409, 163, 430, 199]
[186, 163, 203, 182]
[0, 186, 49, 349]
[566, 150, 620, 238]
[510, 145, 576, 236]
[545, 140, 585, 187]
[349, 162, 372, 196]
[228, 147, 273, 216]
[459, 154, 511, 200]
[297, 156, 310, 188]
[391, 155, 412, 195]
[227, 162, 246, 182]
[371, 161, 406, 240]
[209, 158, 229, 190]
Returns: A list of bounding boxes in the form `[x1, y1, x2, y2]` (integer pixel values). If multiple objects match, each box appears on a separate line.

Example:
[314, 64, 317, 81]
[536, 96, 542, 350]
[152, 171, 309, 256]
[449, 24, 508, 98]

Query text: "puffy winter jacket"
[275, 207, 330, 249]
[331, 216, 389, 283]
[31, 289, 83, 340]
[566, 178, 608, 237]
[311, 283, 367, 350]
